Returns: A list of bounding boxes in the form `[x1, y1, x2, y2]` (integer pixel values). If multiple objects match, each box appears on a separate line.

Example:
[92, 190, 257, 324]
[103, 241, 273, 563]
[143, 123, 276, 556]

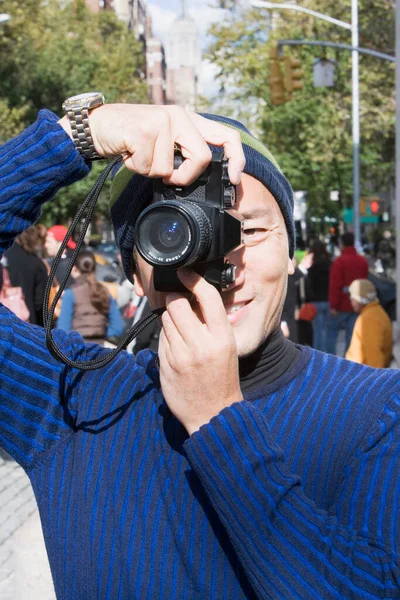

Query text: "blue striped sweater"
[0, 110, 399, 599]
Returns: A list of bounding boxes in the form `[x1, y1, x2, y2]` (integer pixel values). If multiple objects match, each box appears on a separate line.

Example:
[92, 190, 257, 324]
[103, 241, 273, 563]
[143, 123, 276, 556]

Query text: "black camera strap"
[43, 157, 164, 371]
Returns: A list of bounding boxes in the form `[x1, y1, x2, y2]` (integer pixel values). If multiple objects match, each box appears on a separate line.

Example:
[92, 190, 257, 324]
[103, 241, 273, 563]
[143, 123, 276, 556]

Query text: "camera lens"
[158, 220, 185, 249]
[146, 212, 190, 259]
[135, 201, 211, 267]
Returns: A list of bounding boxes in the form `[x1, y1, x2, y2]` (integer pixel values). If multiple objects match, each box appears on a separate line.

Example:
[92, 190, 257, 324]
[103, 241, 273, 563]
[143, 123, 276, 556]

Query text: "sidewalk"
[0, 453, 55, 600]
[391, 322, 400, 368]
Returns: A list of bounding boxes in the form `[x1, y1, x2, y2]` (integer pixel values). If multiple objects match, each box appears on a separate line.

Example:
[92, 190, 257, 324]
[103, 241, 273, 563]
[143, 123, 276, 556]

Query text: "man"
[45, 224, 76, 288]
[0, 101, 399, 599]
[327, 231, 369, 355]
[346, 278, 393, 368]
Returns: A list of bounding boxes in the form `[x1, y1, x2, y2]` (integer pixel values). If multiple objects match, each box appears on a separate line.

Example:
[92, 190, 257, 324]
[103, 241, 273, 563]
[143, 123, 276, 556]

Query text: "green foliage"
[0, 0, 148, 223]
[0, 100, 30, 143]
[39, 162, 113, 226]
[0, 0, 148, 119]
[207, 0, 395, 219]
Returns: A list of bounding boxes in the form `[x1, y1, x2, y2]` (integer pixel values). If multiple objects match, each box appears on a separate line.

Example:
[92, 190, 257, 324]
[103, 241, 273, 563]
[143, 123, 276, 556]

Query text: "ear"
[287, 257, 295, 275]
[133, 272, 145, 297]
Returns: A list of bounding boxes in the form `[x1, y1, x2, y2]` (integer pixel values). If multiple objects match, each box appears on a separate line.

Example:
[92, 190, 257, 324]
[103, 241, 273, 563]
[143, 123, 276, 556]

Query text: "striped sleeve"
[184, 400, 400, 599]
[0, 109, 89, 256]
[0, 110, 91, 468]
[0, 306, 87, 470]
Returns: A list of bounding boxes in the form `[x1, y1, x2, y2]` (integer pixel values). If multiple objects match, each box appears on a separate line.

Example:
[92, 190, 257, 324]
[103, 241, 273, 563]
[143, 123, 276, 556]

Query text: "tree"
[0, 0, 148, 225]
[207, 0, 395, 223]
[0, 0, 148, 119]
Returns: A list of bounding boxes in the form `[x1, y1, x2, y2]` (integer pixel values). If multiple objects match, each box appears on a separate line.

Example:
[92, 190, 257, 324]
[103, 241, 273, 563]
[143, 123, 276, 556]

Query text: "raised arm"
[0, 102, 245, 471]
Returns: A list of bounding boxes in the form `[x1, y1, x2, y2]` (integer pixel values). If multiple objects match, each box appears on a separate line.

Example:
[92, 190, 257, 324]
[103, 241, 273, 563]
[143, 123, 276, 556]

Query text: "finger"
[161, 308, 186, 350]
[163, 110, 212, 186]
[123, 138, 155, 175]
[164, 146, 211, 186]
[148, 120, 175, 179]
[177, 269, 229, 335]
[188, 114, 245, 185]
[158, 328, 172, 371]
[164, 292, 201, 344]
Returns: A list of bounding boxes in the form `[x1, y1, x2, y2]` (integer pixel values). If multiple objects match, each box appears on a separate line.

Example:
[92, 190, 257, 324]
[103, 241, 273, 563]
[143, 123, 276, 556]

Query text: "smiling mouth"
[224, 301, 249, 315]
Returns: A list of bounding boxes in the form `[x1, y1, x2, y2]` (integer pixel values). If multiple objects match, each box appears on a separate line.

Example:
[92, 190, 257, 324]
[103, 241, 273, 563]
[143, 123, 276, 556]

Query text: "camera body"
[134, 151, 244, 292]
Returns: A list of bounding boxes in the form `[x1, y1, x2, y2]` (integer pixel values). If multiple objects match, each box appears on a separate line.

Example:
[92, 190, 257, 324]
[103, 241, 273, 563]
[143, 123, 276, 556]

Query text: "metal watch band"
[66, 106, 103, 161]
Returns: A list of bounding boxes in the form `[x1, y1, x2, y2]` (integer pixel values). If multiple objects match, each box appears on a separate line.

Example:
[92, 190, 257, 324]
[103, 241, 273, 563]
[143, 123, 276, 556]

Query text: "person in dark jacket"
[57, 250, 123, 344]
[302, 240, 331, 352]
[281, 267, 303, 343]
[1, 226, 48, 325]
[327, 232, 369, 355]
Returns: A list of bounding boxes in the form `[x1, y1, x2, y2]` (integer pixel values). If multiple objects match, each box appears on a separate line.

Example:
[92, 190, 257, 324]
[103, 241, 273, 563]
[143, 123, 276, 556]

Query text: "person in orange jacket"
[345, 279, 393, 368]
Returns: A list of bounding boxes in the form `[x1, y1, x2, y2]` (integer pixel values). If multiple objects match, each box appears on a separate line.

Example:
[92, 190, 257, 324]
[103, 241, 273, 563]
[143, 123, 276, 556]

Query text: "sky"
[147, 0, 228, 98]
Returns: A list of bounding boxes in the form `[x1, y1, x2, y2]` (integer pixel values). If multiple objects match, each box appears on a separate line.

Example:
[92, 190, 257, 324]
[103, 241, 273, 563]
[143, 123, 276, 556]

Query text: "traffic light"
[360, 197, 385, 217]
[282, 56, 304, 94]
[369, 199, 384, 216]
[269, 61, 286, 105]
[268, 45, 303, 105]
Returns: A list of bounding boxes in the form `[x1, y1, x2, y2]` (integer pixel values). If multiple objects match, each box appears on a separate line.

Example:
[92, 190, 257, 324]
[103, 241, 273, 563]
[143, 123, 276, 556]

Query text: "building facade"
[146, 39, 167, 105]
[166, 1, 200, 110]
[114, 0, 146, 42]
[84, 0, 115, 12]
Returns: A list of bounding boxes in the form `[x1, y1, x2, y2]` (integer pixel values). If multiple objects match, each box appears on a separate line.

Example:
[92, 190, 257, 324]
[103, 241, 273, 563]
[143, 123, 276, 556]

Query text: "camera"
[134, 151, 244, 292]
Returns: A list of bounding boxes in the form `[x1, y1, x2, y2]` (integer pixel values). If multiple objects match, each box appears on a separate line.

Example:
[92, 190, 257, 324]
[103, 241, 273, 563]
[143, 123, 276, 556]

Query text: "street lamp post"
[251, 0, 361, 250]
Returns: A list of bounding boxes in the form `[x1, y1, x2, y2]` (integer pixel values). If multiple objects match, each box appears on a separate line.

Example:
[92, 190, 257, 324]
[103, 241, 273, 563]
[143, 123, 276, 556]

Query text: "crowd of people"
[281, 230, 394, 368]
[0, 223, 126, 346]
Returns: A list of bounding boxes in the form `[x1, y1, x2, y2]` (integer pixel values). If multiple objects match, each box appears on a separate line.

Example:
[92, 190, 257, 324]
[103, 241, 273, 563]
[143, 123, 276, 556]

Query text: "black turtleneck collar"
[239, 327, 301, 394]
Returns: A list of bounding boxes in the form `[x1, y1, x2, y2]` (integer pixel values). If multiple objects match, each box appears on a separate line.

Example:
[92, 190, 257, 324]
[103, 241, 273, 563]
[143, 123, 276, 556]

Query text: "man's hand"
[158, 269, 243, 436]
[59, 104, 245, 186]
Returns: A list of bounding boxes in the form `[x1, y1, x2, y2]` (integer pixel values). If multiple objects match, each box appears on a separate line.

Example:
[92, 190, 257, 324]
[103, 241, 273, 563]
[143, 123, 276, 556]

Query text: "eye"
[243, 227, 268, 246]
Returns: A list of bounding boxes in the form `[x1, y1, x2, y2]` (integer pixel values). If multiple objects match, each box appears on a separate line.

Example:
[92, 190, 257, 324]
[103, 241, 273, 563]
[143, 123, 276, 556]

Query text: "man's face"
[350, 297, 363, 313]
[133, 173, 294, 358]
[45, 233, 62, 257]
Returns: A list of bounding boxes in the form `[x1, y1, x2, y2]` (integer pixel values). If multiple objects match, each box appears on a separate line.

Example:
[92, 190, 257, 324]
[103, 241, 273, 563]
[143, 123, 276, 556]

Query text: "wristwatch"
[62, 92, 105, 161]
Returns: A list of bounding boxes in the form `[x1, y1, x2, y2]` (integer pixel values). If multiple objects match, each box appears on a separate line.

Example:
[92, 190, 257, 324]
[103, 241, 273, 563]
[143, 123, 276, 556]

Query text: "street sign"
[313, 58, 336, 87]
[343, 207, 379, 224]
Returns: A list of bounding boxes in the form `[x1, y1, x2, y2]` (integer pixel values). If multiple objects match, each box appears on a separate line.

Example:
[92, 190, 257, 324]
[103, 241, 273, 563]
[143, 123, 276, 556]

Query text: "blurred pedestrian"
[346, 279, 393, 368]
[57, 250, 123, 344]
[35, 223, 48, 258]
[45, 224, 75, 288]
[1, 226, 48, 325]
[130, 297, 161, 354]
[281, 265, 303, 343]
[327, 232, 369, 355]
[301, 240, 332, 352]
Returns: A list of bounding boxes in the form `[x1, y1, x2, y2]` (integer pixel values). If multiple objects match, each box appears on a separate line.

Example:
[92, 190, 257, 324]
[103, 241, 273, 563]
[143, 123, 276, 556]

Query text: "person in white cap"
[346, 278, 393, 367]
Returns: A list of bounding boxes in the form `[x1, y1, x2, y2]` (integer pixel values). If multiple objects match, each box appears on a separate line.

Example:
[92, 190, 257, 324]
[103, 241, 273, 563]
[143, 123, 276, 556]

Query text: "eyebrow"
[240, 208, 275, 220]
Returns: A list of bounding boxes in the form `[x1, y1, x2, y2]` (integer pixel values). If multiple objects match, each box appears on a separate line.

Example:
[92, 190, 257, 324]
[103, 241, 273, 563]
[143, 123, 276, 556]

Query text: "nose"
[225, 245, 246, 289]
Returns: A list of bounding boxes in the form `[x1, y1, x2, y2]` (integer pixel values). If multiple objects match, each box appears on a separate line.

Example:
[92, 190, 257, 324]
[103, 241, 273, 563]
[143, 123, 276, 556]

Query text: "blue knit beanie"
[110, 114, 295, 283]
